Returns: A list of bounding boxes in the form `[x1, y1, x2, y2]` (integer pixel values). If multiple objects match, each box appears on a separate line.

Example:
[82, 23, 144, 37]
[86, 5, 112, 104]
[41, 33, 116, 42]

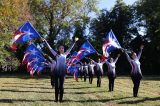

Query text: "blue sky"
[87, 0, 143, 36]
[98, 0, 138, 10]
[89, 0, 138, 18]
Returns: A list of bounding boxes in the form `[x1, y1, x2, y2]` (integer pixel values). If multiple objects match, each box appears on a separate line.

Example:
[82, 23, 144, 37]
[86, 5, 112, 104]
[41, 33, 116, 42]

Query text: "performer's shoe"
[54, 100, 58, 102]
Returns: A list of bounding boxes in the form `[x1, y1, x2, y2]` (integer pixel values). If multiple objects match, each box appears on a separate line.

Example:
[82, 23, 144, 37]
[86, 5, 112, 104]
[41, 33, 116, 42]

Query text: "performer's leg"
[54, 75, 59, 102]
[131, 76, 137, 97]
[112, 78, 115, 91]
[59, 75, 65, 102]
[99, 76, 101, 87]
[91, 74, 93, 84]
[97, 76, 99, 87]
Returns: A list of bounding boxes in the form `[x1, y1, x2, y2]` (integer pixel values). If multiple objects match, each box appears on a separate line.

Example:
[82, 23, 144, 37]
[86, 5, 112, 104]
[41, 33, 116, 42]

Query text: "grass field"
[0, 75, 160, 106]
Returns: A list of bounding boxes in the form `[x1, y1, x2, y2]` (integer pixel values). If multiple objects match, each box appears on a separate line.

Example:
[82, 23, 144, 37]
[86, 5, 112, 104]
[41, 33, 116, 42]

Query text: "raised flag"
[76, 41, 97, 61]
[102, 29, 121, 58]
[11, 21, 40, 51]
[22, 44, 45, 65]
[66, 52, 78, 67]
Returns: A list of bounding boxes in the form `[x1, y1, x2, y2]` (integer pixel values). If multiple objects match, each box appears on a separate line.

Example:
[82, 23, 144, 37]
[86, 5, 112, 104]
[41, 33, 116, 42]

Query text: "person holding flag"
[88, 60, 95, 84]
[105, 54, 120, 92]
[42, 38, 78, 102]
[123, 45, 144, 97]
[78, 62, 84, 80]
[92, 29, 121, 88]
[92, 58, 106, 87]
[83, 62, 89, 82]
[43, 54, 56, 88]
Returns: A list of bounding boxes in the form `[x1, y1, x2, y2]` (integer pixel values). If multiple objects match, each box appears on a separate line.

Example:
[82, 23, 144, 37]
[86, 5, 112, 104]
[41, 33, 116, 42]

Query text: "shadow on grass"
[1, 96, 158, 104]
[64, 90, 106, 94]
[118, 97, 160, 104]
[142, 77, 160, 81]
[0, 97, 132, 103]
[61, 97, 133, 103]
[1, 85, 52, 89]
[0, 89, 52, 93]
[0, 99, 54, 103]
[64, 86, 97, 89]
[2, 82, 45, 85]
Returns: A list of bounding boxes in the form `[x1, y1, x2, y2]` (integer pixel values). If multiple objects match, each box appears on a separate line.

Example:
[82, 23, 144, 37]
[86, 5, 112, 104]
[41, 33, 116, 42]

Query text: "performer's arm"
[124, 50, 131, 62]
[65, 42, 76, 56]
[137, 45, 144, 59]
[42, 38, 58, 56]
[48, 56, 55, 63]
[114, 54, 120, 63]
[65, 38, 78, 56]
[105, 60, 109, 65]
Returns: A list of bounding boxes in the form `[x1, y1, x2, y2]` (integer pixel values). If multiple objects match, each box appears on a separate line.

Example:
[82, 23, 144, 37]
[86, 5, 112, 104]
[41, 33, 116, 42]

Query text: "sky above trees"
[98, 0, 138, 10]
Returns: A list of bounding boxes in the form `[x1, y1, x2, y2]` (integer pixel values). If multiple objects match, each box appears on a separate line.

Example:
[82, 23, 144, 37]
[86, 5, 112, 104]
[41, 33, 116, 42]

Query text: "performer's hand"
[44, 54, 48, 57]
[84, 57, 89, 60]
[140, 45, 144, 49]
[75, 37, 79, 42]
[97, 53, 102, 56]
[117, 54, 120, 57]
[120, 48, 125, 52]
[41, 38, 46, 42]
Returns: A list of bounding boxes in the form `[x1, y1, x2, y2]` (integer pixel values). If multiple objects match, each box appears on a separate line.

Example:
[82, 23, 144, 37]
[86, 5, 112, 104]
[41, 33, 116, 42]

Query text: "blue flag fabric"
[66, 52, 78, 67]
[68, 64, 79, 81]
[15, 21, 40, 43]
[102, 30, 121, 58]
[76, 41, 97, 61]
[25, 44, 43, 57]
[23, 44, 47, 75]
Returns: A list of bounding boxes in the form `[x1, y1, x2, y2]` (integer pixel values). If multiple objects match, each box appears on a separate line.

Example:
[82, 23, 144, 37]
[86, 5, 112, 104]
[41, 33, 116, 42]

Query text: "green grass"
[0, 75, 160, 106]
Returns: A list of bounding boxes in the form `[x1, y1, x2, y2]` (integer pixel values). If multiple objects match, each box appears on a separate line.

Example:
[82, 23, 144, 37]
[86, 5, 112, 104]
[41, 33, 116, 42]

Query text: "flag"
[22, 52, 30, 66]
[23, 44, 47, 76]
[22, 44, 45, 65]
[102, 29, 121, 58]
[22, 54, 45, 66]
[25, 44, 43, 56]
[11, 21, 40, 51]
[68, 64, 79, 81]
[66, 52, 78, 67]
[27, 60, 47, 76]
[76, 41, 97, 61]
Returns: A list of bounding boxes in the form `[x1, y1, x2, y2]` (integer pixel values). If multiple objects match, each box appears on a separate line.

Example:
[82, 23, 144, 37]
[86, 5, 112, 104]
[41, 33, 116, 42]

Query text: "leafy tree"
[90, 0, 139, 52]
[0, 0, 32, 71]
[135, 0, 160, 74]
[28, 0, 98, 47]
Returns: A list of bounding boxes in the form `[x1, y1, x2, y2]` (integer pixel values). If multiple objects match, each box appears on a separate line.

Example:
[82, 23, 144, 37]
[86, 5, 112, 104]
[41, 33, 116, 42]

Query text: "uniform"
[125, 49, 143, 97]
[105, 57, 119, 91]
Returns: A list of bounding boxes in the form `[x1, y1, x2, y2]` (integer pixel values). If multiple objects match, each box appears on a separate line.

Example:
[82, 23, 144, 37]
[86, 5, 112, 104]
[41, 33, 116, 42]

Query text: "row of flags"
[66, 41, 98, 80]
[66, 31, 122, 80]
[11, 21, 121, 78]
[22, 44, 47, 76]
[11, 22, 46, 76]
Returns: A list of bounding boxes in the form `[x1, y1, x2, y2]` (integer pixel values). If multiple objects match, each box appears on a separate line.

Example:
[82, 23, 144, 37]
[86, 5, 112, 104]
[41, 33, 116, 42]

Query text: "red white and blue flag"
[22, 44, 47, 76]
[66, 41, 97, 80]
[11, 21, 40, 51]
[76, 40, 97, 61]
[102, 30, 121, 58]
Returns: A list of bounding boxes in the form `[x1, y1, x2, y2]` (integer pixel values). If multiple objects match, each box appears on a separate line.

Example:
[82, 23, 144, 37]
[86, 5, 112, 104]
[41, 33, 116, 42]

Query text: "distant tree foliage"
[0, 0, 33, 71]
[28, 0, 98, 46]
[0, 0, 159, 75]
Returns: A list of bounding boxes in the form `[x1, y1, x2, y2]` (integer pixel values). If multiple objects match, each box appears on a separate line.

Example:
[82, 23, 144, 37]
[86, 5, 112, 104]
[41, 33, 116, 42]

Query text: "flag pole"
[86, 40, 99, 54]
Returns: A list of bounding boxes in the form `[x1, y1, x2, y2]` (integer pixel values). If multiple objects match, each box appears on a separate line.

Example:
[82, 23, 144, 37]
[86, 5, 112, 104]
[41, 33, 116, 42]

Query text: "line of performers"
[42, 38, 144, 102]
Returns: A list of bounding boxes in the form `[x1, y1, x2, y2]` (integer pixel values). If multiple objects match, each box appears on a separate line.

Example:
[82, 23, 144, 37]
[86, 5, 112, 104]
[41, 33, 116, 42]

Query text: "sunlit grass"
[0, 75, 160, 106]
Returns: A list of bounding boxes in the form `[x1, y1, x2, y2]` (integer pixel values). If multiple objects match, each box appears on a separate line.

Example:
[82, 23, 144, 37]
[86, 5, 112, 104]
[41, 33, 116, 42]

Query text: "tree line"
[0, 0, 159, 75]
